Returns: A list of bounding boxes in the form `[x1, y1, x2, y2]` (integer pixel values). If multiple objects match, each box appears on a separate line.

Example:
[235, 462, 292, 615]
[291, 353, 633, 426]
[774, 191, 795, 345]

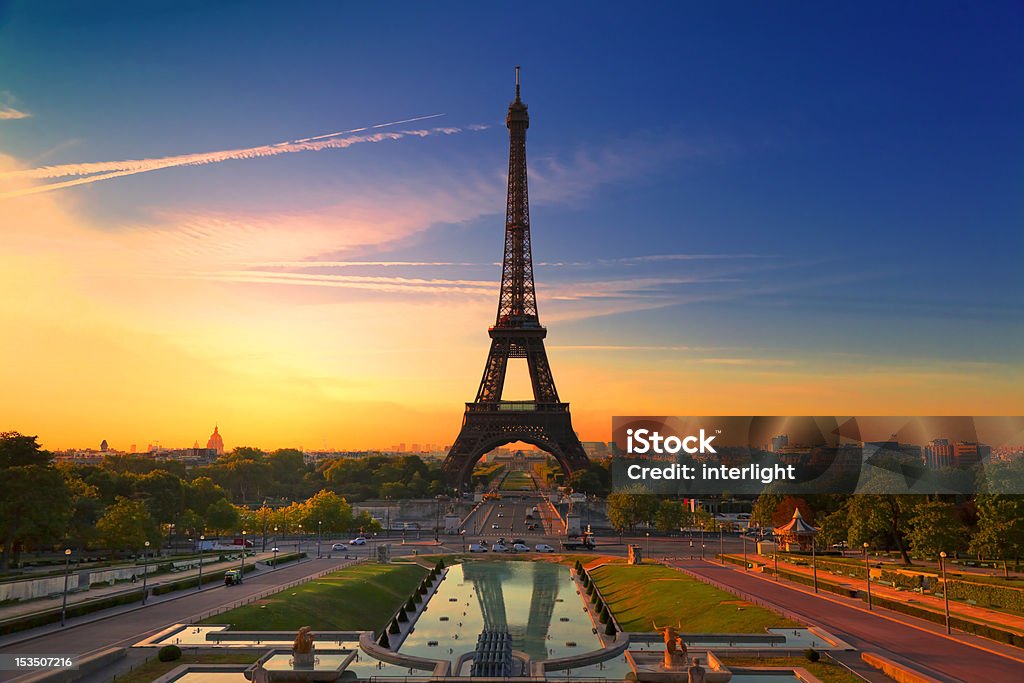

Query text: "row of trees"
[753, 493, 1024, 567]
[0, 432, 401, 567]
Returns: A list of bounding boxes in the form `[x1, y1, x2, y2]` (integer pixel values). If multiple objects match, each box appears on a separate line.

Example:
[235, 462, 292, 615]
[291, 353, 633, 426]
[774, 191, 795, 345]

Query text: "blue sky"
[1, 1, 1022, 447]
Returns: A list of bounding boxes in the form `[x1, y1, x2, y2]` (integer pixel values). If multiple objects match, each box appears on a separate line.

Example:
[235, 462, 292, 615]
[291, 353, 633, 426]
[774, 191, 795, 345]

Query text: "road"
[670, 557, 1024, 682]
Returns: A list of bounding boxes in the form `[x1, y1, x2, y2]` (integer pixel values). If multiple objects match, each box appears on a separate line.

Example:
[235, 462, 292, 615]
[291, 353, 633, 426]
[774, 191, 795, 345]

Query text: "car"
[491, 523, 499, 529]
[331, 543, 348, 551]
[513, 543, 530, 552]
[491, 543, 508, 552]
[350, 537, 367, 545]
[535, 543, 555, 552]
[497, 512, 504, 517]
[469, 543, 488, 553]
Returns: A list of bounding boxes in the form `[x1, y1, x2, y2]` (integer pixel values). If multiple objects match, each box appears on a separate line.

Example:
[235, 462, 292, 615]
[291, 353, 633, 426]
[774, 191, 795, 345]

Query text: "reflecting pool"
[399, 561, 601, 662]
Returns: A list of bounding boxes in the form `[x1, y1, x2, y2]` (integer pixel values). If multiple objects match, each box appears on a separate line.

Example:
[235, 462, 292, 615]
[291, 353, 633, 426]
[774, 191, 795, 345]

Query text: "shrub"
[804, 648, 820, 662]
[158, 645, 182, 662]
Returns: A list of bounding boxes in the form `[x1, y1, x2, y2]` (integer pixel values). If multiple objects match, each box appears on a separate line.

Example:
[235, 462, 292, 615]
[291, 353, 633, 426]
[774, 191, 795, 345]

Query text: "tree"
[298, 490, 354, 533]
[133, 470, 184, 525]
[970, 495, 1024, 571]
[0, 433, 72, 569]
[845, 495, 916, 565]
[95, 497, 158, 554]
[655, 500, 686, 532]
[906, 500, 966, 559]
[607, 488, 660, 532]
[205, 497, 241, 534]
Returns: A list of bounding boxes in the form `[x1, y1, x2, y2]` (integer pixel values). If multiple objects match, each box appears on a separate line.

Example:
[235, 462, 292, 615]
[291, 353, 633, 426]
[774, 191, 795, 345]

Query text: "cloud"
[0, 115, 481, 199]
[0, 92, 30, 120]
[0, 106, 30, 120]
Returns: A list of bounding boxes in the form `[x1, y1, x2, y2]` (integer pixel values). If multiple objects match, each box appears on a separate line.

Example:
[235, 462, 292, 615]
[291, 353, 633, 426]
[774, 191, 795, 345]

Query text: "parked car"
[469, 543, 488, 553]
[513, 543, 530, 552]
[331, 543, 348, 551]
[350, 537, 367, 545]
[491, 543, 508, 552]
[535, 544, 555, 553]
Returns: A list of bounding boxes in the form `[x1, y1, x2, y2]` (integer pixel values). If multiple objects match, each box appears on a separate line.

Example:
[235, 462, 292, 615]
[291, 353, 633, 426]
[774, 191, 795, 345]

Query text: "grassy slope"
[591, 564, 799, 633]
[201, 562, 427, 631]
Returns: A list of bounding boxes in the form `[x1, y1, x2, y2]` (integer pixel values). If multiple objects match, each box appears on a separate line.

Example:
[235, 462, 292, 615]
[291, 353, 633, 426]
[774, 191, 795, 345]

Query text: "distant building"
[769, 434, 789, 452]
[206, 425, 225, 455]
[953, 441, 990, 468]
[925, 439, 954, 468]
[100, 439, 108, 452]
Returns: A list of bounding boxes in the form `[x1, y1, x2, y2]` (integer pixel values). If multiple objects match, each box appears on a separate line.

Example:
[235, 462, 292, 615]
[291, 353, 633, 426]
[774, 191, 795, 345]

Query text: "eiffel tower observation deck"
[442, 68, 589, 488]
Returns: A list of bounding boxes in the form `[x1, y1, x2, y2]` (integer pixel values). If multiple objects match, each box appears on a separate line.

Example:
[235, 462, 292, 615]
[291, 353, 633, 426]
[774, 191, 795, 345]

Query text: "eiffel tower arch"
[442, 68, 589, 488]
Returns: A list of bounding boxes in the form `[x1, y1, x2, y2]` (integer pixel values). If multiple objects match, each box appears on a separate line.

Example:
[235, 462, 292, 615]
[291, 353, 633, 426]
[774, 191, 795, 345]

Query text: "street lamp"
[773, 546, 778, 581]
[701, 542, 706, 561]
[197, 534, 205, 590]
[297, 524, 303, 559]
[60, 548, 72, 626]
[273, 545, 280, 568]
[645, 532, 650, 559]
[142, 540, 150, 604]
[939, 551, 951, 633]
[719, 524, 724, 565]
[863, 542, 872, 610]
[240, 531, 247, 577]
[742, 534, 748, 570]
[811, 537, 818, 593]
[318, 520, 322, 559]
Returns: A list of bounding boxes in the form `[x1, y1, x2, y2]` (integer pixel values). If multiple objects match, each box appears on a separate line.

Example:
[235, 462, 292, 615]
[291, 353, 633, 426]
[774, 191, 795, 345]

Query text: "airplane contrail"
[0, 114, 470, 199]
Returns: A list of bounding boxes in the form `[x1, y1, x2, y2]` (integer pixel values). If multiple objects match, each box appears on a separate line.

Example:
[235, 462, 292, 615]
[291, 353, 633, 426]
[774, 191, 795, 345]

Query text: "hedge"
[151, 562, 256, 595]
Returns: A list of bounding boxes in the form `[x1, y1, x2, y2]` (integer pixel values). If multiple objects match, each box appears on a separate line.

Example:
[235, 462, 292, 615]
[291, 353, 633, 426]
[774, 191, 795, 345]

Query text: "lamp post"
[719, 524, 724, 565]
[240, 531, 247, 578]
[742, 534, 748, 570]
[142, 540, 150, 604]
[701, 542, 706, 561]
[297, 524, 303, 559]
[197, 534, 205, 590]
[60, 548, 72, 626]
[645, 532, 650, 559]
[863, 543, 872, 611]
[273, 545, 279, 568]
[773, 547, 778, 581]
[811, 537, 818, 593]
[940, 551, 951, 633]
[318, 520, 322, 559]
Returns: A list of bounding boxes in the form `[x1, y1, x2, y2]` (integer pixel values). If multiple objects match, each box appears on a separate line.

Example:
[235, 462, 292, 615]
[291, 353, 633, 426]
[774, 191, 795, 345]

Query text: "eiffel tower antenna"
[442, 68, 589, 488]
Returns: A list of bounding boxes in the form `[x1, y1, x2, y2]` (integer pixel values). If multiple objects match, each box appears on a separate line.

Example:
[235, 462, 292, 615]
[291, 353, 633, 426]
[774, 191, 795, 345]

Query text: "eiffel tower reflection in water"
[462, 561, 561, 661]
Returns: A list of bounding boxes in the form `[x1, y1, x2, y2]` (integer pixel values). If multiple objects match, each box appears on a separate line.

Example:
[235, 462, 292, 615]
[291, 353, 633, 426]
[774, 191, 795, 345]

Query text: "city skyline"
[1, 2, 1022, 451]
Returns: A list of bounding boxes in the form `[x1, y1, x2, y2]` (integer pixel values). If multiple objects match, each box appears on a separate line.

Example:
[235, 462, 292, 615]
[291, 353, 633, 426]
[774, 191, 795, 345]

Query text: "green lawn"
[201, 562, 427, 631]
[114, 653, 260, 683]
[719, 657, 861, 683]
[591, 564, 799, 633]
[499, 470, 535, 491]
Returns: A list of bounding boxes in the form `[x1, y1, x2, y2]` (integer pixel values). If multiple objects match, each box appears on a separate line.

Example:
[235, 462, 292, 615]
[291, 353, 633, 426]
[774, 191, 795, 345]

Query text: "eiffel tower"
[442, 68, 589, 488]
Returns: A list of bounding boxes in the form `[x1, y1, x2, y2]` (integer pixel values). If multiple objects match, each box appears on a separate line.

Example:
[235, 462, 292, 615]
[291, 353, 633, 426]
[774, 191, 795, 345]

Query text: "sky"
[1, 1, 1022, 452]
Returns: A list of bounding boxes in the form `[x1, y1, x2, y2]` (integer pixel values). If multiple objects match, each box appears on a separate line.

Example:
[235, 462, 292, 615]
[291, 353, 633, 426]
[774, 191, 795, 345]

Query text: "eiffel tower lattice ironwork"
[442, 68, 589, 487]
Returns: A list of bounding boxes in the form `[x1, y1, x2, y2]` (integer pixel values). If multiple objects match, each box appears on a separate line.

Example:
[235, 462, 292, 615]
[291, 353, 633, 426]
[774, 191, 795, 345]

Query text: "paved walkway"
[667, 557, 1024, 682]
[736, 552, 1024, 635]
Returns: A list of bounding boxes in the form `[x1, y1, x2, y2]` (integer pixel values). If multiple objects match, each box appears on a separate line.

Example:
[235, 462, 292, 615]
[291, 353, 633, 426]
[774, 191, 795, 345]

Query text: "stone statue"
[652, 622, 687, 669]
[687, 656, 706, 683]
[292, 626, 315, 667]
